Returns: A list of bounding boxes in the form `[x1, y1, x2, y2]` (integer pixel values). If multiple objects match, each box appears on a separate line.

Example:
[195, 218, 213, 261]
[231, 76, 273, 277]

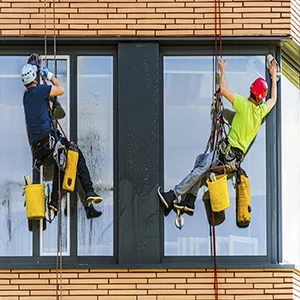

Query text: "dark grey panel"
[118, 43, 160, 265]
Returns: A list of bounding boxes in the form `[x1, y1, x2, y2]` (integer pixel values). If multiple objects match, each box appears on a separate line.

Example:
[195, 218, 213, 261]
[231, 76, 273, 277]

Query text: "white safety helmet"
[21, 64, 37, 85]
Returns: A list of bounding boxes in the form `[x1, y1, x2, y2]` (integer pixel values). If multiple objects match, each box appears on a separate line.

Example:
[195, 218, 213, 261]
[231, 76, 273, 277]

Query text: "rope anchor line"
[43, 0, 63, 298]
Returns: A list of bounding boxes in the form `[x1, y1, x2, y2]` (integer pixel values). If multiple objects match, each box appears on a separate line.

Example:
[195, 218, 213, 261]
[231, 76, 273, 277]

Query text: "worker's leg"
[172, 153, 215, 215]
[74, 145, 103, 204]
[158, 152, 215, 216]
[174, 152, 214, 197]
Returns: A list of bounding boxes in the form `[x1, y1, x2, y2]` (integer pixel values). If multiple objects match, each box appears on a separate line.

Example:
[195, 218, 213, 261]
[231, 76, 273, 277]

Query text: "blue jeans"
[174, 152, 220, 197]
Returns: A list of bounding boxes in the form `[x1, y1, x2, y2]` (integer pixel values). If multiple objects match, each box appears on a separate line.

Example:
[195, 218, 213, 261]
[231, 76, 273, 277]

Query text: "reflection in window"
[0, 56, 32, 256]
[282, 75, 300, 267]
[164, 56, 267, 256]
[77, 56, 114, 256]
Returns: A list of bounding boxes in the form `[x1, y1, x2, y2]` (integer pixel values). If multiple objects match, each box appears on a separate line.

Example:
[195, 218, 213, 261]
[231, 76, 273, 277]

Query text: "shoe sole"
[87, 196, 103, 204]
[157, 186, 169, 208]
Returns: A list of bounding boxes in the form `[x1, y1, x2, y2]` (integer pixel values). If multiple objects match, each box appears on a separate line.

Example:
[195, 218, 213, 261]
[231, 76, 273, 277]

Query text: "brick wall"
[0, 268, 299, 299]
[0, 0, 296, 40]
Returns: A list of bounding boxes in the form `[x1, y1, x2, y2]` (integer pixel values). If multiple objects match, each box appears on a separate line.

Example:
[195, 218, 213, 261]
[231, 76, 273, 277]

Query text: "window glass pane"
[281, 75, 300, 267]
[164, 56, 267, 256]
[0, 56, 32, 256]
[77, 56, 114, 256]
[41, 59, 70, 255]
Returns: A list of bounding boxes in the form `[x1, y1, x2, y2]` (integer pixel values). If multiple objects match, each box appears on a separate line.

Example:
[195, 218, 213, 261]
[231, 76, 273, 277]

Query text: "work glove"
[41, 66, 53, 81]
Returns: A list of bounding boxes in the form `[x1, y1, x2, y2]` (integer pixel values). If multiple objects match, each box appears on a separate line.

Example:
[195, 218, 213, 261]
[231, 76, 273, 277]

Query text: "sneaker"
[85, 203, 102, 219]
[157, 187, 177, 209]
[174, 193, 196, 216]
[86, 191, 103, 204]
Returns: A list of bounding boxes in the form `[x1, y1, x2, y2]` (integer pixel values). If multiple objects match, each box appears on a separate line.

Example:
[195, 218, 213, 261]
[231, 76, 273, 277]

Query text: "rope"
[210, 0, 223, 299]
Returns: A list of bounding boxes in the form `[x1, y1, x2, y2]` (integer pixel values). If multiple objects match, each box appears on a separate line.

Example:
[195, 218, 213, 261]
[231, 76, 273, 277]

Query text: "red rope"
[212, 0, 222, 299]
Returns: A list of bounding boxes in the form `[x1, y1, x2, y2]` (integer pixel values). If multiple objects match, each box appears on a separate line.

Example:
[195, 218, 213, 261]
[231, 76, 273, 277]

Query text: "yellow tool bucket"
[236, 174, 251, 228]
[206, 174, 230, 212]
[24, 184, 45, 220]
[63, 149, 79, 192]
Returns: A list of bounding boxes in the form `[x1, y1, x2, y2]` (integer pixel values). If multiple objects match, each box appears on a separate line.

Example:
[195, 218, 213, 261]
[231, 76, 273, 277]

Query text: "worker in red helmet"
[158, 57, 278, 217]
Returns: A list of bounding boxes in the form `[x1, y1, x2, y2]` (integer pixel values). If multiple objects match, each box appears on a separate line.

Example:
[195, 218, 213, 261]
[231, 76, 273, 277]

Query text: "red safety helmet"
[250, 78, 268, 103]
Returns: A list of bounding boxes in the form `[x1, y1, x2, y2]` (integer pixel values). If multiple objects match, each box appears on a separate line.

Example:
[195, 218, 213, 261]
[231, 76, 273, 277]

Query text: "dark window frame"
[0, 39, 286, 269]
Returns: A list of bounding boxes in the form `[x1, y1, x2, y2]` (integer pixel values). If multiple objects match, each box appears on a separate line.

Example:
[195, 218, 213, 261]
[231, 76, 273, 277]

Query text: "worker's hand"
[269, 59, 277, 79]
[41, 66, 53, 81]
[218, 58, 226, 73]
[41, 66, 49, 77]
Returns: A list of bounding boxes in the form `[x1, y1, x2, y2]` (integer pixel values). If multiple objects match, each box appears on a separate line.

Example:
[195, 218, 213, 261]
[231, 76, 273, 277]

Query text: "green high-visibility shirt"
[227, 93, 270, 154]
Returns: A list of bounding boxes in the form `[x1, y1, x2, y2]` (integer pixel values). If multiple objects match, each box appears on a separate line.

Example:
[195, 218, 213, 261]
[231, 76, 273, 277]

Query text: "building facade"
[0, 0, 299, 299]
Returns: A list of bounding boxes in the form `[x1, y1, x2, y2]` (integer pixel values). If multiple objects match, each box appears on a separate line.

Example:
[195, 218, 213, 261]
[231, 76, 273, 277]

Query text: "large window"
[164, 56, 267, 256]
[77, 56, 114, 256]
[282, 74, 300, 268]
[0, 53, 114, 261]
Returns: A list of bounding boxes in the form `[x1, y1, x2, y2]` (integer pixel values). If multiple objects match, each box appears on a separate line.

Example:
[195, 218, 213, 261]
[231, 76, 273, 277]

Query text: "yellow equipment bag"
[206, 174, 230, 212]
[236, 173, 251, 228]
[24, 184, 45, 220]
[62, 149, 79, 192]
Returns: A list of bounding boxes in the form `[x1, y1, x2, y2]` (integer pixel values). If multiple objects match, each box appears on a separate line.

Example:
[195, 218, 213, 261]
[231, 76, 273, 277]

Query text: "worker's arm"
[266, 60, 277, 110]
[41, 67, 64, 97]
[219, 58, 235, 104]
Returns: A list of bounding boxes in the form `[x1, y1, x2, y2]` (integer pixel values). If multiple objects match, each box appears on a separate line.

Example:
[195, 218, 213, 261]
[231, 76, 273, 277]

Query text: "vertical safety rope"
[211, 0, 223, 299]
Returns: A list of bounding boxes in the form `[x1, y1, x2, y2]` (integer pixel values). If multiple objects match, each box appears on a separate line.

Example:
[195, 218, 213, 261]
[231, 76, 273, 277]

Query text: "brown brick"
[0, 291, 30, 296]
[97, 29, 136, 35]
[131, 13, 167, 19]
[118, 273, 156, 278]
[176, 283, 214, 289]
[166, 24, 203, 29]
[138, 284, 174, 289]
[11, 279, 49, 285]
[156, 7, 193, 13]
[137, 19, 174, 24]
[79, 273, 117, 278]
[30, 290, 69, 296]
[19, 285, 55, 290]
[158, 297, 196, 300]
[273, 295, 294, 299]
[40, 273, 78, 279]
[254, 283, 273, 288]
[71, 3, 108, 7]
[226, 289, 264, 295]
[0, 285, 18, 290]
[69, 289, 108, 295]
[19, 297, 56, 300]
[149, 289, 186, 295]
[78, 8, 116, 13]
[98, 284, 135, 289]
[96, 297, 136, 300]
[70, 279, 108, 284]
[138, 297, 157, 300]
[89, 24, 127, 29]
[110, 278, 147, 284]
[109, 289, 147, 295]
[246, 277, 284, 283]
[166, 13, 203, 18]
[235, 296, 273, 300]
[188, 278, 225, 284]
[196, 296, 234, 300]
[148, 2, 184, 7]
[150, 278, 186, 284]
